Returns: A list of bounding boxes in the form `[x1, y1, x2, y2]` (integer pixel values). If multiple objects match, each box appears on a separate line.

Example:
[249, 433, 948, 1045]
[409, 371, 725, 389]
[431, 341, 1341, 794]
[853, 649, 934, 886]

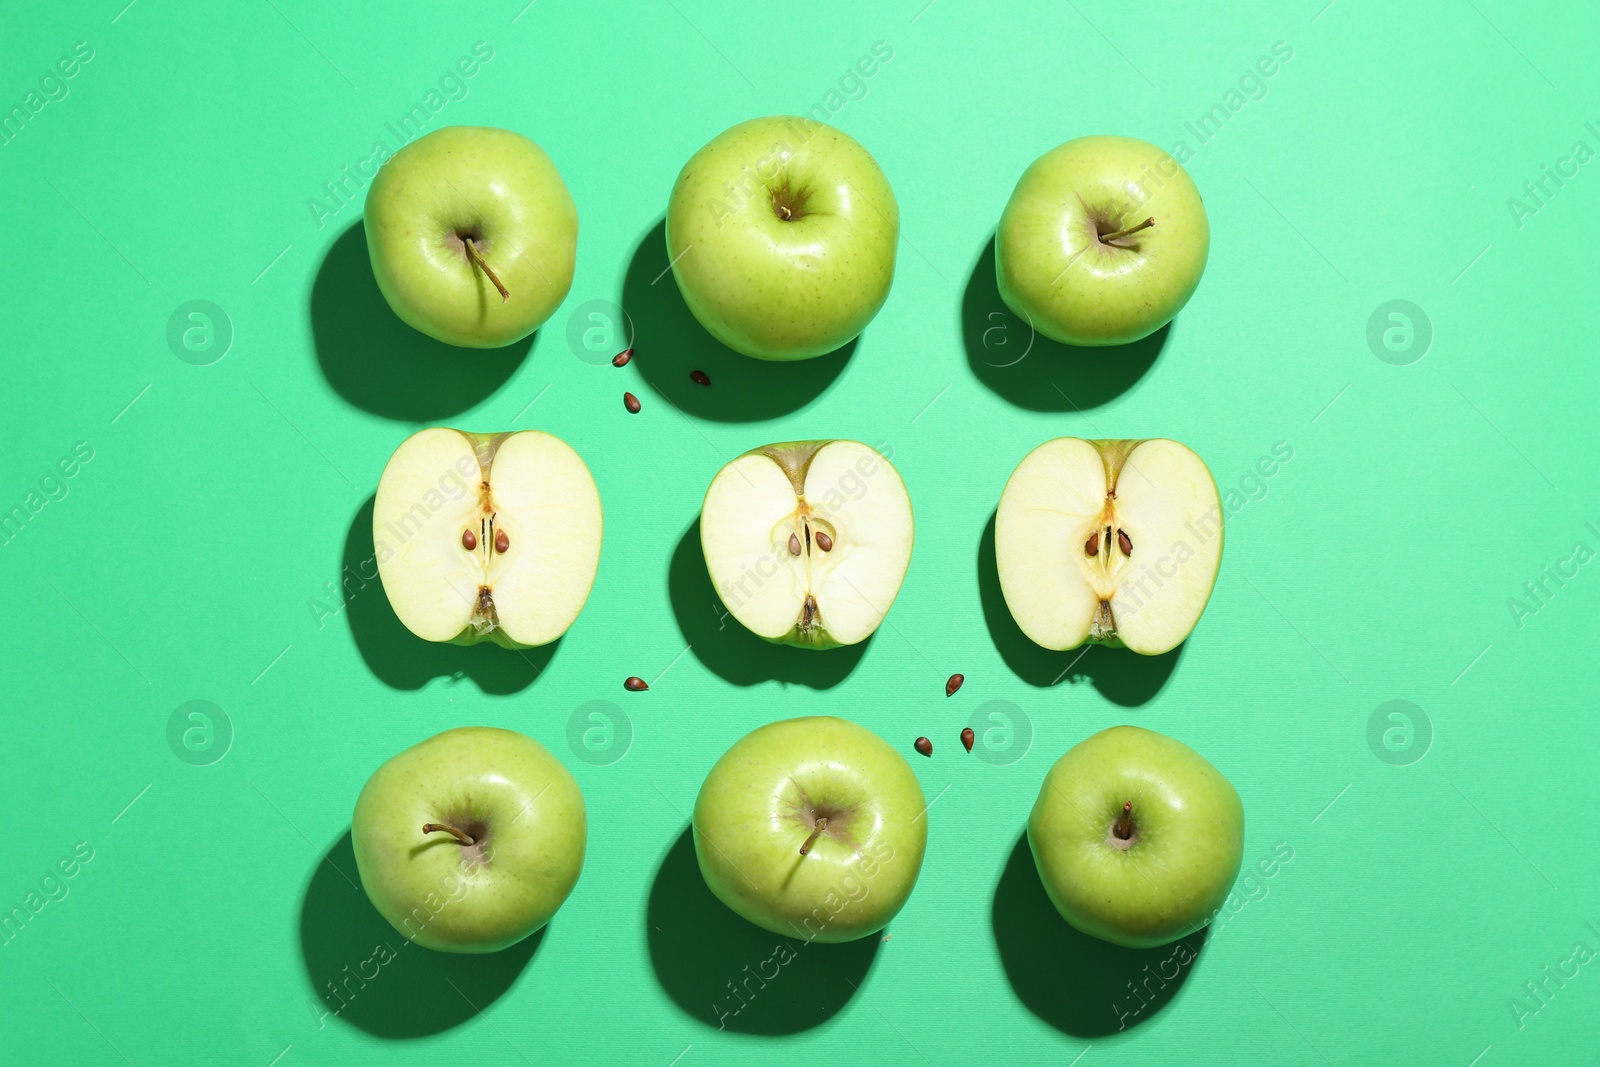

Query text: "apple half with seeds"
[996, 438, 1222, 655]
[374, 428, 602, 648]
[700, 440, 912, 649]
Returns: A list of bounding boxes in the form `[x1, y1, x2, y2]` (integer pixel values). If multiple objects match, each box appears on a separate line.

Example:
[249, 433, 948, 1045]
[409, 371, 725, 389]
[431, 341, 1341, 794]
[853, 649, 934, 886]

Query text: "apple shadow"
[978, 511, 1181, 706]
[668, 519, 869, 688]
[341, 495, 554, 694]
[311, 222, 532, 422]
[298, 829, 544, 1039]
[646, 825, 880, 1034]
[962, 235, 1168, 411]
[992, 833, 1207, 1037]
[620, 218, 855, 421]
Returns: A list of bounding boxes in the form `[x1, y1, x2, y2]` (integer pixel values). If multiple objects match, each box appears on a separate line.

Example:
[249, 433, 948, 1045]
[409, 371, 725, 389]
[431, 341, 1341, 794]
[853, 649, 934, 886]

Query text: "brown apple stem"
[1100, 217, 1155, 242]
[799, 817, 829, 857]
[462, 237, 510, 303]
[1114, 801, 1134, 840]
[422, 822, 475, 846]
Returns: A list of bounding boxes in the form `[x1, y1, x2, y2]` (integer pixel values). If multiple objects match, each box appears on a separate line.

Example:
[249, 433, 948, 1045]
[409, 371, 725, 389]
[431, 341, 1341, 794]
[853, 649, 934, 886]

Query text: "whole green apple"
[996, 135, 1208, 346]
[693, 716, 926, 942]
[666, 116, 898, 361]
[1028, 725, 1242, 948]
[351, 727, 586, 953]
[365, 125, 577, 348]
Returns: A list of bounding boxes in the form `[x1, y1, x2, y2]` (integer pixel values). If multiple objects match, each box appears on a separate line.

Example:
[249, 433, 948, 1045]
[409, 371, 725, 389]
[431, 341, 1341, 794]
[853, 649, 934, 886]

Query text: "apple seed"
[612, 348, 633, 367]
[462, 529, 478, 551]
[914, 736, 933, 757]
[624, 391, 641, 414]
[1084, 531, 1099, 556]
[788, 533, 802, 556]
[946, 673, 964, 697]
[690, 369, 711, 386]
[494, 529, 510, 554]
[961, 726, 975, 752]
[814, 531, 833, 552]
[624, 676, 649, 692]
[1117, 529, 1133, 556]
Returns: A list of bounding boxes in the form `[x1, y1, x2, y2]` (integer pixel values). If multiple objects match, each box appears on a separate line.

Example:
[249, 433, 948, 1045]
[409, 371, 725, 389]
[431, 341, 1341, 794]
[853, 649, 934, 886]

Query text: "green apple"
[996, 135, 1208, 346]
[352, 727, 586, 953]
[700, 440, 913, 648]
[996, 437, 1222, 655]
[365, 125, 577, 348]
[666, 116, 898, 360]
[693, 716, 927, 943]
[373, 427, 602, 649]
[1029, 725, 1243, 948]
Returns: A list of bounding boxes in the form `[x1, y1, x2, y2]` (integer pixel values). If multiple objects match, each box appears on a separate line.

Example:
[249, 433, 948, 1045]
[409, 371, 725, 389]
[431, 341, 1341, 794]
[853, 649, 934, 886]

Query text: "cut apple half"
[374, 428, 602, 648]
[700, 440, 913, 648]
[996, 438, 1222, 655]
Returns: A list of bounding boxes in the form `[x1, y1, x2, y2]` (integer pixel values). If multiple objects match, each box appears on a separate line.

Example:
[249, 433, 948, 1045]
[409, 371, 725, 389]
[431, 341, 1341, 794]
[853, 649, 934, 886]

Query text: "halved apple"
[374, 428, 602, 648]
[996, 438, 1222, 655]
[700, 440, 913, 648]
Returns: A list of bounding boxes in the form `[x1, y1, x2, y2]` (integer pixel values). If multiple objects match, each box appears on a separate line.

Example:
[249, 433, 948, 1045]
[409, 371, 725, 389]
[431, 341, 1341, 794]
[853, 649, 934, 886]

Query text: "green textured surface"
[2, 1, 1597, 1064]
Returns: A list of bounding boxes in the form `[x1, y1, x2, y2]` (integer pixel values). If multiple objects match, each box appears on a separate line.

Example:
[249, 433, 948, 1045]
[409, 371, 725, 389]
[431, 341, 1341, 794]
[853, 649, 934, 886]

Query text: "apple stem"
[1114, 801, 1134, 840]
[1100, 217, 1155, 243]
[422, 822, 475, 846]
[462, 237, 510, 303]
[799, 817, 829, 856]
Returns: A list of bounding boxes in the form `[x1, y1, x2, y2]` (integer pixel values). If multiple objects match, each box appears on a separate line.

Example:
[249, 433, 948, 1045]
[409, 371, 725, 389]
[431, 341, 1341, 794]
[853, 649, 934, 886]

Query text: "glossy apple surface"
[693, 716, 926, 942]
[352, 727, 586, 953]
[997, 135, 1208, 346]
[365, 125, 577, 348]
[666, 116, 898, 360]
[1028, 725, 1243, 948]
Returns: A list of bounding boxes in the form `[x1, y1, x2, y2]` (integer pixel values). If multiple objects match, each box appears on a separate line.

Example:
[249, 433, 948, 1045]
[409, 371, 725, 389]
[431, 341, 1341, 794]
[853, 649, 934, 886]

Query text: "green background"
[3, 0, 1596, 1063]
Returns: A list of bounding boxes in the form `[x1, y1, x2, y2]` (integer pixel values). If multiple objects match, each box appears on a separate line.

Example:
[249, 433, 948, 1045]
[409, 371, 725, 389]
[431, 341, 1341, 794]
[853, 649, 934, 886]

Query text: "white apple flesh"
[700, 440, 912, 648]
[374, 428, 602, 649]
[997, 438, 1222, 655]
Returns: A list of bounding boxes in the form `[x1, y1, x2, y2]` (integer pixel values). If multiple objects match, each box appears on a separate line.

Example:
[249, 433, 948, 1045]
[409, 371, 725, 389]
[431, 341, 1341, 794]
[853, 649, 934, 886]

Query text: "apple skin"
[1028, 726, 1242, 948]
[666, 116, 898, 361]
[693, 716, 927, 943]
[699, 438, 915, 650]
[996, 135, 1208, 346]
[352, 727, 586, 953]
[365, 126, 577, 348]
